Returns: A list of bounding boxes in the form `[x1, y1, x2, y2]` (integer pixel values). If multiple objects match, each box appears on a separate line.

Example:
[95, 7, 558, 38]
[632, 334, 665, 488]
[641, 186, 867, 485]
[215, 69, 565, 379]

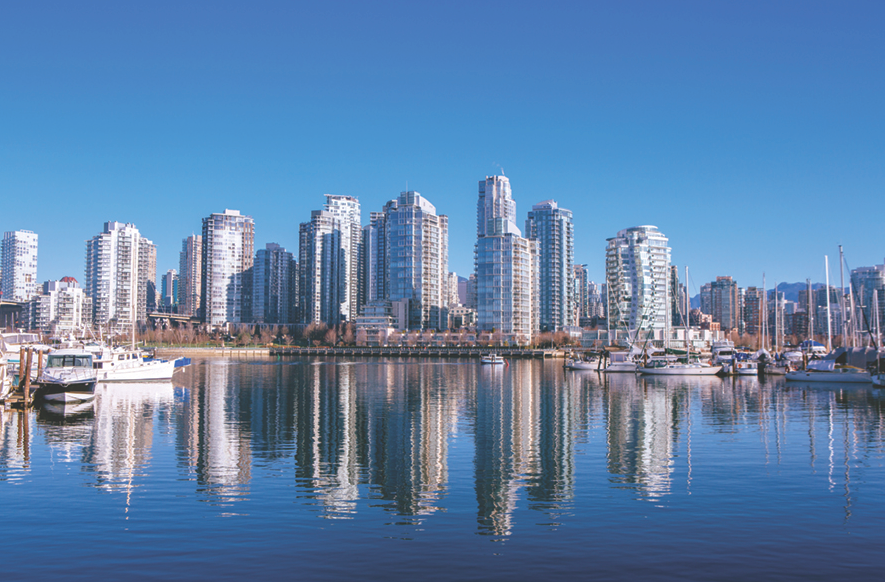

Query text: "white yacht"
[639, 359, 722, 376]
[711, 340, 736, 375]
[480, 354, 505, 365]
[91, 347, 180, 382]
[38, 349, 98, 403]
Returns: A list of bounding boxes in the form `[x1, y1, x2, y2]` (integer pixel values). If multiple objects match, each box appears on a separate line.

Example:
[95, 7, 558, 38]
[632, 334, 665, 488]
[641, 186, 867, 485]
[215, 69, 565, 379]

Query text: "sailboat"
[639, 266, 722, 376]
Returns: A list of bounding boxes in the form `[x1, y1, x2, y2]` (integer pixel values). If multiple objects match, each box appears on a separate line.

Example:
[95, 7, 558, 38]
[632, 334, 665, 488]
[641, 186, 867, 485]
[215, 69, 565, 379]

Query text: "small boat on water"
[38, 349, 98, 403]
[603, 350, 638, 373]
[734, 360, 759, 376]
[873, 373, 885, 387]
[785, 360, 871, 383]
[712, 340, 736, 375]
[639, 359, 722, 376]
[564, 354, 601, 370]
[91, 346, 181, 382]
[480, 354, 505, 365]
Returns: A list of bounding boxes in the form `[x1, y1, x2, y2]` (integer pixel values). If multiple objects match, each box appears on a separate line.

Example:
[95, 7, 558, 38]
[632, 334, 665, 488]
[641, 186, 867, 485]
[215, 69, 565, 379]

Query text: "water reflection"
[2, 359, 885, 535]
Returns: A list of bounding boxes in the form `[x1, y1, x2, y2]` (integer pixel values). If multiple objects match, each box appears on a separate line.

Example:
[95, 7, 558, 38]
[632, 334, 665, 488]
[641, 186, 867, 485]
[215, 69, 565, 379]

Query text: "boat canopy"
[807, 360, 835, 372]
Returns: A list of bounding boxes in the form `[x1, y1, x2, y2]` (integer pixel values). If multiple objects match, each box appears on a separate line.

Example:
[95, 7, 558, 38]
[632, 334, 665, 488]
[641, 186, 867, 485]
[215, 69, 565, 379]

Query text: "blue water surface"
[2, 358, 884, 581]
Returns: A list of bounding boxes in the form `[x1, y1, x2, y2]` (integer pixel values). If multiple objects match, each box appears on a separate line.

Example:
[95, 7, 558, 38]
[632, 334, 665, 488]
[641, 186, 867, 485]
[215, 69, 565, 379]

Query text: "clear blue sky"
[2, 0, 882, 295]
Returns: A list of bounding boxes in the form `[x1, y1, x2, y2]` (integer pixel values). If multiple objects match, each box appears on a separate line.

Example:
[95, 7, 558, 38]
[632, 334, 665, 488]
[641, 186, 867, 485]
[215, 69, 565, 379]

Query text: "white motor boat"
[92, 347, 180, 382]
[480, 354, 505, 365]
[785, 360, 871, 383]
[38, 349, 98, 403]
[711, 340, 736, 375]
[639, 360, 722, 376]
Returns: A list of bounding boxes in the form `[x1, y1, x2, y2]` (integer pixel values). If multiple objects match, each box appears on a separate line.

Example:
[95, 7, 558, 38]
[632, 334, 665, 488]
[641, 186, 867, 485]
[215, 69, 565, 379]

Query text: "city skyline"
[2, 2, 882, 291]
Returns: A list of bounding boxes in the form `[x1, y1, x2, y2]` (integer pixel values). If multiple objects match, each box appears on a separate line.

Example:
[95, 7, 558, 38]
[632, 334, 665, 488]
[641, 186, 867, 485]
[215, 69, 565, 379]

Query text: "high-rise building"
[525, 200, 573, 331]
[605, 225, 671, 333]
[573, 264, 589, 323]
[446, 272, 460, 307]
[669, 266, 687, 325]
[161, 269, 178, 311]
[710, 276, 740, 331]
[851, 264, 885, 332]
[299, 195, 362, 325]
[253, 243, 297, 324]
[699, 282, 712, 315]
[386, 192, 448, 330]
[475, 175, 538, 343]
[1, 230, 38, 302]
[28, 278, 91, 334]
[200, 209, 255, 327]
[85, 221, 155, 328]
[743, 286, 763, 336]
[178, 235, 203, 318]
[363, 200, 397, 305]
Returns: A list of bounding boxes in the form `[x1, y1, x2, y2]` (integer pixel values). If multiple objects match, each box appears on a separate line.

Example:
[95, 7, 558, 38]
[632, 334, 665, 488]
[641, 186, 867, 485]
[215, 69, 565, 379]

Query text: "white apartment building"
[1, 230, 39, 302]
[475, 175, 538, 344]
[201, 209, 254, 327]
[387, 191, 449, 330]
[605, 225, 671, 333]
[85, 221, 156, 329]
[29, 279, 91, 335]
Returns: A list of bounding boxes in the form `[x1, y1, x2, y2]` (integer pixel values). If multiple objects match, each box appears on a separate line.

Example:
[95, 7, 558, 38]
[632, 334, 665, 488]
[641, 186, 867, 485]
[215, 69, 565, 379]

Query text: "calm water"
[3, 358, 885, 581]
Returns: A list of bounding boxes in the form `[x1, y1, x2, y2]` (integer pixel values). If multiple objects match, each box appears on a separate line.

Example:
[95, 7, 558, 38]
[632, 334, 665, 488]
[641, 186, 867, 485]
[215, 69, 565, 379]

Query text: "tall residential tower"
[201, 210, 254, 327]
[1, 230, 38, 302]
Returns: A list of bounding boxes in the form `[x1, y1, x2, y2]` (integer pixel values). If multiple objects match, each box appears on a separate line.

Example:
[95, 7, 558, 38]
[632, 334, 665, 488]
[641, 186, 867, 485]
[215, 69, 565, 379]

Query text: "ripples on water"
[2, 358, 885, 580]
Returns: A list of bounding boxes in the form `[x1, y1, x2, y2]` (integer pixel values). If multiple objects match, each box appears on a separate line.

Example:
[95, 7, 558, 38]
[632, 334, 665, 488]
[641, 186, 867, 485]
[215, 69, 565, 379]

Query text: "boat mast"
[839, 245, 847, 347]
[774, 281, 779, 353]
[806, 279, 813, 349]
[874, 289, 881, 348]
[762, 273, 767, 351]
[685, 266, 690, 361]
[825, 255, 833, 352]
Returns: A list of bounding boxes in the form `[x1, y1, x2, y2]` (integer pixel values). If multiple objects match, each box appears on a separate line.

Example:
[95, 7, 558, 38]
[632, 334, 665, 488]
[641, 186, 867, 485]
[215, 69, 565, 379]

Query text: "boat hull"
[640, 365, 722, 376]
[785, 370, 871, 383]
[604, 362, 637, 373]
[40, 380, 97, 402]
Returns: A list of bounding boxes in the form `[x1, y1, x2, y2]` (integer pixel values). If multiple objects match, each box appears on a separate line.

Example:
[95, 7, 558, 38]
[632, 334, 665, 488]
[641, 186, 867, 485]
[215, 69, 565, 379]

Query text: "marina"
[3, 356, 885, 580]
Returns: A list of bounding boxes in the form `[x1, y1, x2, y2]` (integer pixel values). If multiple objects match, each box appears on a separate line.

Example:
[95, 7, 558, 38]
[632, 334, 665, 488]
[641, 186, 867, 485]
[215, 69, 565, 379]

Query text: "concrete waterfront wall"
[153, 346, 565, 359]
[154, 347, 270, 358]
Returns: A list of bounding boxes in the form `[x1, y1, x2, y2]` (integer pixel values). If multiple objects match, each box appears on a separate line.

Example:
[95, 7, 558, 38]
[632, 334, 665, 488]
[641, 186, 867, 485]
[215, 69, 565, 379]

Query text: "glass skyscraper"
[525, 200, 573, 332]
[299, 195, 362, 325]
[253, 243, 296, 325]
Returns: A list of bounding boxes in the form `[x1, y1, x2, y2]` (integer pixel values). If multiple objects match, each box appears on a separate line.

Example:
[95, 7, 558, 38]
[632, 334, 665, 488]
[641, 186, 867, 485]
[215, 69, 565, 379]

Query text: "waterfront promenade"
[154, 346, 565, 359]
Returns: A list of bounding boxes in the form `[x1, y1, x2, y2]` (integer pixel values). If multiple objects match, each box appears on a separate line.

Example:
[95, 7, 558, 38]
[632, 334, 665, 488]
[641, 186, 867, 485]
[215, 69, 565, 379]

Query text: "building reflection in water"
[4, 358, 885, 532]
[603, 374, 685, 500]
[177, 361, 252, 504]
[83, 382, 175, 500]
[294, 360, 466, 520]
[473, 361, 580, 536]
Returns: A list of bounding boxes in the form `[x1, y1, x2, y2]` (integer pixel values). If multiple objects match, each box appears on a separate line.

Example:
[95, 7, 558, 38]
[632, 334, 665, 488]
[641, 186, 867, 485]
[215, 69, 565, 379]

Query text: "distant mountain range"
[689, 282, 833, 308]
